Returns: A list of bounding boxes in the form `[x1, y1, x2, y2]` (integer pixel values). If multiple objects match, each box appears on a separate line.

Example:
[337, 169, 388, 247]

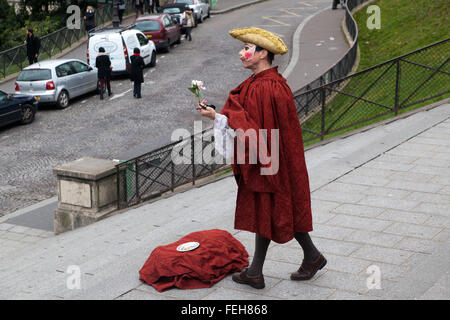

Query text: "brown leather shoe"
[232, 268, 265, 289]
[290, 253, 327, 281]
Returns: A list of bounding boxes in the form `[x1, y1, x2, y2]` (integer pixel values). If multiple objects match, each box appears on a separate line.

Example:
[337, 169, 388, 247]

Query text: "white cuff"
[213, 114, 235, 159]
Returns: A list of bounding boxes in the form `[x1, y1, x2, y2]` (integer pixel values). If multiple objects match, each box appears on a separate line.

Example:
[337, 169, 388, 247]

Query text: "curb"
[282, 7, 330, 80]
[210, 0, 268, 15]
[0, 196, 58, 224]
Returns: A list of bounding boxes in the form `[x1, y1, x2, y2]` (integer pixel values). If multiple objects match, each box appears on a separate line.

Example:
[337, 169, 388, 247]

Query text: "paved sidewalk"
[283, 7, 348, 90]
[0, 101, 449, 299]
[1, 0, 449, 300]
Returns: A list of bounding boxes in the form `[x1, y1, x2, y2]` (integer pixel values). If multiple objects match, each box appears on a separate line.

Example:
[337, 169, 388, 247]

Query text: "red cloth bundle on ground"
[138, 229, 249, 292]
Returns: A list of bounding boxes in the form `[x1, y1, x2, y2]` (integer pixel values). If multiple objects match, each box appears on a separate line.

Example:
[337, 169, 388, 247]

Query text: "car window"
[163, 8, 181, 14]
[70, 61, 89, 73]
[126, 34, 140, 51]
[175, 0, 194, 4]
[134, 20, 160, 32]
[0, 91, 7, 102]
[56, 63, 75, 77]
[136, 33, 148, 46]
[17, 69, 52, 81]
[163, 16, 172, 27]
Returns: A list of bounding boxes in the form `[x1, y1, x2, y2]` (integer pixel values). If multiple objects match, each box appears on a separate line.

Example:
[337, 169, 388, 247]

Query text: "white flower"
[192, 80, 205, 90]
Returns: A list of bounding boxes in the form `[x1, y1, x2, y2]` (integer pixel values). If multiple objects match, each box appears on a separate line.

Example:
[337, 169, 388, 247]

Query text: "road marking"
[109, 89, 132, 100]
[262, 16, 291, 26]
[279, 9, 302, 16]
[256, 24, 287, 27]
[282, 6, 329, 79]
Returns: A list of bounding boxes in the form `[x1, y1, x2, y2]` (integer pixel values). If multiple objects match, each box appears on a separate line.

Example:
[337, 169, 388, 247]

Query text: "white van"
[87, 28, 157, 75]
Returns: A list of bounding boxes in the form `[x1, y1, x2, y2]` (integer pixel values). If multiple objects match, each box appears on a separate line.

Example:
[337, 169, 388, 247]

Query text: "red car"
[133, 14, 181, 53]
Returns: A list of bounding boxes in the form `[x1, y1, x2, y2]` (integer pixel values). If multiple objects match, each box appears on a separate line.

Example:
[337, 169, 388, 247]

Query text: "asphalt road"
[0, 0, 331, 217]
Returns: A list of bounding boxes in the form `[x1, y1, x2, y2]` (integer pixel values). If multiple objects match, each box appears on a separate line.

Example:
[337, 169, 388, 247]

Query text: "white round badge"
[176, 242, 200, 252]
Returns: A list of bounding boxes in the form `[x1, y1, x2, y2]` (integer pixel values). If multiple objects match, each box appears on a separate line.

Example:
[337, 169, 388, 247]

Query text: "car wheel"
[199, 12, 204, 23]
[164, 42, 170, 53]
[20, 104, 35, 124]
[149, 51, 156, 67]
[175, 35, 181, 44]
[57, 90, 69, 109]
[207, 8, 210, 18]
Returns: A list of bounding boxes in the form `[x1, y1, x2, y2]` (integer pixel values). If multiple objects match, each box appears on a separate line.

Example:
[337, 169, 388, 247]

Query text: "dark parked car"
[0, 90, 37, 128]
[133, 14, 181, 53]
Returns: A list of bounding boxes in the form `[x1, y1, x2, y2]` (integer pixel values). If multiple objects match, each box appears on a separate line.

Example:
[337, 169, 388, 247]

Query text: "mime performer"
[197, 27, 326, 289]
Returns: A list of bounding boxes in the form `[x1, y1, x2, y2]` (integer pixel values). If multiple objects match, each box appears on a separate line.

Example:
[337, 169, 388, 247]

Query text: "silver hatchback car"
[172, 0, 210, 23]
[15, 59, 98, 109]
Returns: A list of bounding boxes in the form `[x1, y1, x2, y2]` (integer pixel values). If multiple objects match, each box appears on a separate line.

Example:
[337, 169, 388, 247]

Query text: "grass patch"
[354, 0, 449, 71]
[301, 0, 450, 146]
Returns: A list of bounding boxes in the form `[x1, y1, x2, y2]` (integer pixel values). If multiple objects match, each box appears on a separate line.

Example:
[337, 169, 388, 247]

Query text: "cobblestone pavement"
[0, 102, 448, 299]
[0, 0, 332, 217]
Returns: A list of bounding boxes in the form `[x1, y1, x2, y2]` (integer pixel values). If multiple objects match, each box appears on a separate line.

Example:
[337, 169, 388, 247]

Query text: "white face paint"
[239, 43, 257, 62]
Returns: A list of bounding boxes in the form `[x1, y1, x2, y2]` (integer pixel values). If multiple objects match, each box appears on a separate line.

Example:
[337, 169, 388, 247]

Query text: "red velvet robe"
[138, 229, 248, 292]
[221, 67, 313, 244]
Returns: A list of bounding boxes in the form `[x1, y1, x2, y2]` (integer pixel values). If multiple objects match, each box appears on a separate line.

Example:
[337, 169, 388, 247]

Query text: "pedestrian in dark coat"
[135, 0, 144, 18]
[118, 0, 126, 24]
[130, 47, 145, 98]
[26, 29, 40, 65]
[148, 0, 155, 13]
[95, 47, 112, 100]
[84, 6, 96, 33]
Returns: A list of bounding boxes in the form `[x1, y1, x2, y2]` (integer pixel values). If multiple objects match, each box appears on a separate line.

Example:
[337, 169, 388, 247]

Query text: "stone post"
[53, 157, 119, 235]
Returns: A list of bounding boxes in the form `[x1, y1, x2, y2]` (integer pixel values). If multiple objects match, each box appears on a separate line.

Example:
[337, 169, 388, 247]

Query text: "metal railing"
[0, 0, 134, 79]
[116, 128, 223, 208]
[295, 37, 450, 144]
[115, 0, 449, 210]
[115, 0, 371, 209]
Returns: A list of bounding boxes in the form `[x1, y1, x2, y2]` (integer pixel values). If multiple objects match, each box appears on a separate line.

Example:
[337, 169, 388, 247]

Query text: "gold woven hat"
[229, 27, 288, 55]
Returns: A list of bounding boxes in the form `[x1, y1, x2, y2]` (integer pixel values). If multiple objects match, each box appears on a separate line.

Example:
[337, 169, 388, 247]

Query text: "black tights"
[246, 232, 320, 277]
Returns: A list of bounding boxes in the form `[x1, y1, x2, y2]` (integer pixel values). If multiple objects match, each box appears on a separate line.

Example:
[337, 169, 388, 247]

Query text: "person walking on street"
[130, 47, 145, 99]
[118, 0, 126, 24]
[84, 6, 96, 33]
[135, 0, 144, 18]
[197, 27, 326, 289]
[95, 47, 112, 100]
[182, 8, 194, 41]
[26, 29, 40, 65]
[148, 0, 155, 13]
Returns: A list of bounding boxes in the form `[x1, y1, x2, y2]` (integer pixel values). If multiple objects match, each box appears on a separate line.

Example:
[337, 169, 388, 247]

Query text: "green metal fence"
[0, 0, 134, 79]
